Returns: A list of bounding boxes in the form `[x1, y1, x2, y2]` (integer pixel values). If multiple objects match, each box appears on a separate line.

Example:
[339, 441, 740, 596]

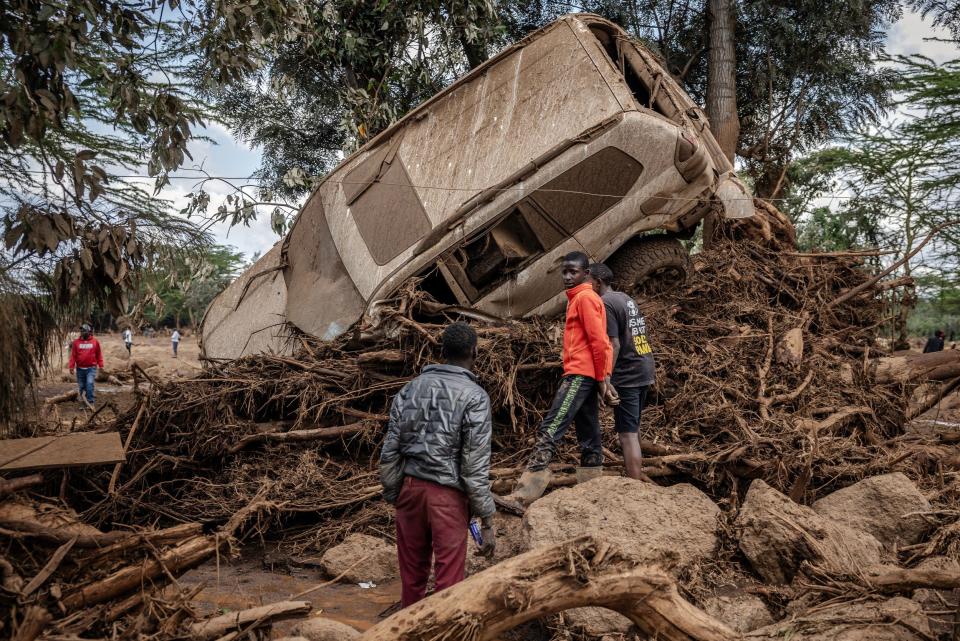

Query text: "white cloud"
[887, 9, 959, 62]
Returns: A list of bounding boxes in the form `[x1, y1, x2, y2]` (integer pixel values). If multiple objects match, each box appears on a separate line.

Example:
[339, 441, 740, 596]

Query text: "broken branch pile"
[6, 203, 960, 639]
[64, 214, 953, 543]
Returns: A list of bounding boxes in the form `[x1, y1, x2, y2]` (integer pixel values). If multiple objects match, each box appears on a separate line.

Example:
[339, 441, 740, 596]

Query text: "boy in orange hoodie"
[503, 252, 614, 507]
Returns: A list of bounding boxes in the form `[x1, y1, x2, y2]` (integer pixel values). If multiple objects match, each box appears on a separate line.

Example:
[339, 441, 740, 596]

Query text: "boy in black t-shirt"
[588, 263, 656, 481]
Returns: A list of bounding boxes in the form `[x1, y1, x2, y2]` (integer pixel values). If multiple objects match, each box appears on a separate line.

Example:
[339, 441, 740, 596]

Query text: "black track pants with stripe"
[527, 374, 603, 471]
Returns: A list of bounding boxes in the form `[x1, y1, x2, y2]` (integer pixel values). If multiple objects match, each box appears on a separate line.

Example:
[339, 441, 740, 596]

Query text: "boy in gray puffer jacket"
[380, 322, 496, 607]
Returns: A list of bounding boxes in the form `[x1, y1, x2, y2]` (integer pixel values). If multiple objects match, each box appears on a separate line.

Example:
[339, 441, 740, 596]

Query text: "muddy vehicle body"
[202, 13, 751, 358]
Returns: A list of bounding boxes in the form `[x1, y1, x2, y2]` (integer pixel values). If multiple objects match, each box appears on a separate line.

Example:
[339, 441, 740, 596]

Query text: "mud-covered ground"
[28, 331, 201, 427]
[21, 337, 960, 634]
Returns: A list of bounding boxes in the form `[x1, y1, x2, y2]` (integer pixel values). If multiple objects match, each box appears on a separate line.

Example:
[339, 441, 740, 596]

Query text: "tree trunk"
[873, 350, 960, 384]
[359, 535, 736, 641]
[702, 0, 739, 248]
[705, 0, 739, 163]
[459, 32, 487, 69]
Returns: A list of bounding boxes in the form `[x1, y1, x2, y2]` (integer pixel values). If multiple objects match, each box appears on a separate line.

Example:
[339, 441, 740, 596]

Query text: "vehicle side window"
[438, 146, 643, 301]
[344, 140, 431, 266]
[529, 146, 643, 237]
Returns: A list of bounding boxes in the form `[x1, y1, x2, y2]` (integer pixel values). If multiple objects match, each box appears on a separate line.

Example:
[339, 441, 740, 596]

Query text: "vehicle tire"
[606, 236, 691, 297]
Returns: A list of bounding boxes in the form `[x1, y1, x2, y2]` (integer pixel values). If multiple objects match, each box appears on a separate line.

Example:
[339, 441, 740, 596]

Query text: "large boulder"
[701, 593, 774, 633]
[909, 556, 960, 639]
[736, 480, 884, 584]
[747, 597, 931, 641]
[523, 477, 721, 636]
[320, 534, 397, 584]
[288, 617, 360, 641]
[812, 473, 931, 548]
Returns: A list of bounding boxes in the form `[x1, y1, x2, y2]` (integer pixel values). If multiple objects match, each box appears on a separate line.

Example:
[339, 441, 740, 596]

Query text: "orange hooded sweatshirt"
[563, 283, 612, 381]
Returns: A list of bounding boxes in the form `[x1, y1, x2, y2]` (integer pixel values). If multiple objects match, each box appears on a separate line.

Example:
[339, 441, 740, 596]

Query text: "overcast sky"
[150, 9, 960, 263]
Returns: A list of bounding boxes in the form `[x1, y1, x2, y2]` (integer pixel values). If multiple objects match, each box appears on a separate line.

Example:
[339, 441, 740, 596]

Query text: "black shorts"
[613, 385, 648, 434]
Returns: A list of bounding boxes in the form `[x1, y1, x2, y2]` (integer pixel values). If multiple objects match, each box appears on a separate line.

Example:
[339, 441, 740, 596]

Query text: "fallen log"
[868, 566, 960, 592]
[43, 390, 79, 406]
[189, 600, 312, 640]
[907, 376, 960, 421]
[61, 533, 217, 610]
[359, 535, 736, 641]
[81, 522, 203, 562]
[0, 473, 43, 497]
[874, 350, 960, 384]
[356, 349, 405, 366]
[227, 422, 368, 454]
[62, 494, 276, 610]
[0, 519, 131, 548]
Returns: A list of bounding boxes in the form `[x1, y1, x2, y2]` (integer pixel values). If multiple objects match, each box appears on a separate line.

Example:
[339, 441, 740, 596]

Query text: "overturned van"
[202, 13, 752, 358]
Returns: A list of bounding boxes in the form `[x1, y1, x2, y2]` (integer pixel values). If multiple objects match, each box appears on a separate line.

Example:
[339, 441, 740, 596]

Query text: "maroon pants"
[395, 476, 469, 607]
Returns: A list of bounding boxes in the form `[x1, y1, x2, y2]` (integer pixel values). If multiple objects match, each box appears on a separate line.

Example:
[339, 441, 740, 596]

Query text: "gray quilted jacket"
[379, 364, 495, 518]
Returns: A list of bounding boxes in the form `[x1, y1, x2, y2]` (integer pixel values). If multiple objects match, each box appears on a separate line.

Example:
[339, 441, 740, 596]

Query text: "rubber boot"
[513, 469, 552, 503]
[495, 469, 552, 514]
[575, 466, 603, 484]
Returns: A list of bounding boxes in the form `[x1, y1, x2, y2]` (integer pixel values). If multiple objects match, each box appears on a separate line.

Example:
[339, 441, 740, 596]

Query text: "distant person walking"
[122, 327, 133, 356]
[924, 330, 945, 354]
[380, 322, 496, 608]
[68, 323, 103, 408]
[171, 329, 181, 358]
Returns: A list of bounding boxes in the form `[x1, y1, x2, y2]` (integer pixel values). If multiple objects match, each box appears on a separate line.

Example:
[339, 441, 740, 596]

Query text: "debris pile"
[4, 205, 960, 639]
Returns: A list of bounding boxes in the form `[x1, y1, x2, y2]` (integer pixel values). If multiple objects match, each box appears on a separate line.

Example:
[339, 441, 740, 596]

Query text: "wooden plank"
[0, 432, 125, 472]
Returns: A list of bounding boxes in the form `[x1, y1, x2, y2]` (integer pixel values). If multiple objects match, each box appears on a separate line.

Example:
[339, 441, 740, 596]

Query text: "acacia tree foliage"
[909, 0, 960, 42]
[0, 0, 308, 420]
[135, 244, 246, 329]
[792, 123, 956, 346]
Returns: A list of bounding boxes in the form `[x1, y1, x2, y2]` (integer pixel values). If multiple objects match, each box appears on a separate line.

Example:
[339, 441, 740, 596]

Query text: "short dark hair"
[588, 263, 613, 285]
[563, 251, 589, 269]
[441, 322, 477, 360]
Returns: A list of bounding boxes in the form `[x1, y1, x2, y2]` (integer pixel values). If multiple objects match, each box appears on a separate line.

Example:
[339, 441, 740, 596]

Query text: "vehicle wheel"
[606, 236, 691, 297]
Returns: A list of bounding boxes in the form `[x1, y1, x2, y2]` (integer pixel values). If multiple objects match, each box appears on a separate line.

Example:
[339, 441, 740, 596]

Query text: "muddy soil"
[178, 546, 402, 633]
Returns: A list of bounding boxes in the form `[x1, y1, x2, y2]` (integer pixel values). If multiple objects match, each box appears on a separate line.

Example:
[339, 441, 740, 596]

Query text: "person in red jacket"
[503, 251, 615, 507]
[68, 323, 104, 407]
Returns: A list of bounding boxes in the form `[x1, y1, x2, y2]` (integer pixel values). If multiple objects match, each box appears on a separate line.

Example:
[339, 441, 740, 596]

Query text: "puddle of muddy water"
[178, 548, 401, 634]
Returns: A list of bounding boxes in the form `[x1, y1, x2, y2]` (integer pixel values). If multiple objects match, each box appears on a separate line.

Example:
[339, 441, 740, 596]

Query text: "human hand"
[600, 379, 619, 406]
[69, 368, 74, 375]
[480, 517, 496, 557]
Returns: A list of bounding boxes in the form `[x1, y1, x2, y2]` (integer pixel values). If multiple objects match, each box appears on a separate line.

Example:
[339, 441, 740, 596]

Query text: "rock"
[910, 556, 960, 639]
[701, 593, 774, 633]
[749, 597, 931, 640]
[523, 476, 721, 635]
[524, 477, 720, 570]
[320, 534, 397, 584]
[289, 617, 360, 641]
[736, 479, 884, 584]
[562, 607, 633, 637]
[775, 327, 804, 366]
[812, 473, 931, 548]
